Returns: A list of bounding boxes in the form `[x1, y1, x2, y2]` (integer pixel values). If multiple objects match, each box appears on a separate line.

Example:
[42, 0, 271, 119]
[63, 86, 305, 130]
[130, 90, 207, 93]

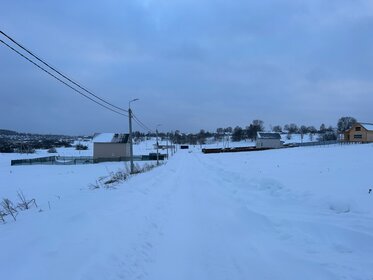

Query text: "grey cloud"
[1, 0, 372, 134]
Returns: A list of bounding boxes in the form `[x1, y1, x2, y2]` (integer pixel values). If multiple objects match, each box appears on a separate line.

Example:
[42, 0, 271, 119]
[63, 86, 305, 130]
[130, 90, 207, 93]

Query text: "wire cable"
[133, 113, 153, 132]
[0, 38, 128, 117]
[133, 117, 152, 132]
[132, 113, 154, 132]
[0, 30, 128, 113]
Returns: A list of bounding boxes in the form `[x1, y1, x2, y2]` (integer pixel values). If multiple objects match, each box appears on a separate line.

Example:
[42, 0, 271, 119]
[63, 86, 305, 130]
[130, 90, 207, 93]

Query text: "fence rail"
[11, 154, 166, 166]
[288, 140, 364, 147]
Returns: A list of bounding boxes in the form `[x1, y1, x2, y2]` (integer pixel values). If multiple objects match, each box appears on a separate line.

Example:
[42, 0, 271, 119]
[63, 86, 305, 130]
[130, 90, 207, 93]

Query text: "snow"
[201, 133, 319, 149]
[281, 133, 318, 144]
[92, 133, 115, 143]
[1, 142, 373, 279]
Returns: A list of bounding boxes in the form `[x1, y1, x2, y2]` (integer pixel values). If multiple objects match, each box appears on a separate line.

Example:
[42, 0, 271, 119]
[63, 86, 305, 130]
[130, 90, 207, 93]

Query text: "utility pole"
[166, 137, 169, 159]
[156, 129, 159, 165]
[128, 108, 134, 173]
[156, 124, 162, 165]
[170, 137, 174, 156]
[128, 98, 139, 174]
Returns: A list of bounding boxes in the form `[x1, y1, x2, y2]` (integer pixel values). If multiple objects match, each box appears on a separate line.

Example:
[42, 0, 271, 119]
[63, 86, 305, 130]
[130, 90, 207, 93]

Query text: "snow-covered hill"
[1, 143, 373, 279]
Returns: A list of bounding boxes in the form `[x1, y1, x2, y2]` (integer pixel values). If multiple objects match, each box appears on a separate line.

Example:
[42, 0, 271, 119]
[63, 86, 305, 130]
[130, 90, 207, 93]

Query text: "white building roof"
[257, 132, 281, 139]
[361, 123, 373, 131]
[93, 133, 130, 143]
[93, 133, 115, 143]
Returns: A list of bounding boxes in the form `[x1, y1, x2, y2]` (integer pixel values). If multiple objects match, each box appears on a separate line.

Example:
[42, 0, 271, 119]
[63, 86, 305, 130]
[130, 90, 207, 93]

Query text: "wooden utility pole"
[166, 137, 169, 159]
[156, 129, 159, 165]
[128, 98, 139, 173]
[128, 107, 134, 173]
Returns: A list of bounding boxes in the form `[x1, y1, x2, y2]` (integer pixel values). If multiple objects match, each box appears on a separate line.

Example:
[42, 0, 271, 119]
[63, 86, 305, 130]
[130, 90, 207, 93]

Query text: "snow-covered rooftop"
[257, 132, 281, 139]
[361, 123, 373, 131]
[93, 133, 129, 143]
[93, 133, 115, 143]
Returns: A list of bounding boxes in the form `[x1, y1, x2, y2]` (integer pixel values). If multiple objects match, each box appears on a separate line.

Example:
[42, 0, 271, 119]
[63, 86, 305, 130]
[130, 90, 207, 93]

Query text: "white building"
[93, 133, 130, 161]
[256, 132, 283, 149]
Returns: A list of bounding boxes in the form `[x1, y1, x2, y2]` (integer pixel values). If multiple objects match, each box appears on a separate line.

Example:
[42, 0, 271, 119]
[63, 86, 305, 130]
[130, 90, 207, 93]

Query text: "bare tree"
[337, 116, 357, 132]
[284, 123, 298, 133]
[272, 125, 282, 133]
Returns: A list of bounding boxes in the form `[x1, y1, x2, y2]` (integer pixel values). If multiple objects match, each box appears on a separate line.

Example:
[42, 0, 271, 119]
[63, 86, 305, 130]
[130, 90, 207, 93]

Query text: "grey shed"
[93, 133, 131, 160]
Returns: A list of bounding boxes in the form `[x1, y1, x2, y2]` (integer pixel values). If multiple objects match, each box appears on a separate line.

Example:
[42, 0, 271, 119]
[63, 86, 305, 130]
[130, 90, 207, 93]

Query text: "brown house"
[344, 123, 373, 142]
[93, 133, 130, 160]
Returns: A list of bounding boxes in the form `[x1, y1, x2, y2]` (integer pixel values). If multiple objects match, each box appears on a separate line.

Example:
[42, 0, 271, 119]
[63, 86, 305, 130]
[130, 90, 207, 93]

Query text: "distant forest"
[0, 116, 357, 151]
[135, 116, 357, 145]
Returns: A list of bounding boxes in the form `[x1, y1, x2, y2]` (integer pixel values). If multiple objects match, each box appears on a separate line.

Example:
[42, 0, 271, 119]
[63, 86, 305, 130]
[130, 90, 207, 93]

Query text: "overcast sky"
[1, 0, 372, 135]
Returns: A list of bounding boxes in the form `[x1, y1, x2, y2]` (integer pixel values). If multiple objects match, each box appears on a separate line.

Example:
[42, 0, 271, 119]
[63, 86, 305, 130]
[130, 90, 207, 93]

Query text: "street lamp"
[129, 98, 139, 109]
[128, 98, 139, 174]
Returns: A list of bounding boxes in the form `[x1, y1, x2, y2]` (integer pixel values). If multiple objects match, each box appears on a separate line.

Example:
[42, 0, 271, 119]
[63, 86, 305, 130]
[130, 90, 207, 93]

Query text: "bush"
[15, 147, 35, 154]
[0, 145, 14, 153]
[0, 192, 38, 223]
[90, 162, 160, 190]
[320, 132, 338, 141]
[75, 144, 88, 150]
[47, 147, 57, 153]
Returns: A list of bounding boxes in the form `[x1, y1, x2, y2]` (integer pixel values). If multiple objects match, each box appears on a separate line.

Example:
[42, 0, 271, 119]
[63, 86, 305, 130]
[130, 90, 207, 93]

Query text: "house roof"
[257, 132, 281, 139]
[360, 123, 373, 131]
[345, 122, 373, 132]
[93, 133, 129, 143]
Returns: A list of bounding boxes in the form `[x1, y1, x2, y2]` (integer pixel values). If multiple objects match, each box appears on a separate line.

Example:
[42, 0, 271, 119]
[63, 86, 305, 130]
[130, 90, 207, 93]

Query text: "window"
[354, 134, 362, 139]
[355, 127, 361, 131]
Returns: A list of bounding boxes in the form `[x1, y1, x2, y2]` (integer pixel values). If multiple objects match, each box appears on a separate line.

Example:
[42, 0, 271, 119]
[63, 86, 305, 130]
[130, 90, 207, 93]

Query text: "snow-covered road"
[1, 145, 373, 279]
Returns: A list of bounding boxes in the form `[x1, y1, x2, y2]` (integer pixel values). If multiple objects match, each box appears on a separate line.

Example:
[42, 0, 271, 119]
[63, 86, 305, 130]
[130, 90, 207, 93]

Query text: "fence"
[201, 140, 367, 154]
[11, 154, 166, 166]
[11, 156, 93, 166]
[202, 147, 272, 154]
[288, 140, 364, 147]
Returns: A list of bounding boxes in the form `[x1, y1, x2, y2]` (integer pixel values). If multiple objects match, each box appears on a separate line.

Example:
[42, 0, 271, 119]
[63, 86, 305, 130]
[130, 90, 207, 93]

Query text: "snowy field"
[1, 142, 373, 279]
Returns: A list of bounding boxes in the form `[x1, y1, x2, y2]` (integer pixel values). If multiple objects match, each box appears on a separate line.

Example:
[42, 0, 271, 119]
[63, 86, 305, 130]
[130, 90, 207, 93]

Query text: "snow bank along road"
[1, 144, 373, 279]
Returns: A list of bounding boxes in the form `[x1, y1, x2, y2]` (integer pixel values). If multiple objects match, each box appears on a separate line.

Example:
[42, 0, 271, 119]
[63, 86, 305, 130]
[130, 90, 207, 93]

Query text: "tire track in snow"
[142, 151, 290, 280]
[107, 161, 186, 280]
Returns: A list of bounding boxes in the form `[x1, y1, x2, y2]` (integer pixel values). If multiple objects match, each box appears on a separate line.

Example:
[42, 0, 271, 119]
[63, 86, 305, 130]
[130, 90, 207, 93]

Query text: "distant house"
[93, 133, 130, 160]
[256, 132, 283, 149]
[344, 123, 373, 142]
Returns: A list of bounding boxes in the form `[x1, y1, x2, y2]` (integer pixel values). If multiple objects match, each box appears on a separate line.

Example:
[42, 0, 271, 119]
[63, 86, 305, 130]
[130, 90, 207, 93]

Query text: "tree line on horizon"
[0, 116, 358, 151]
[133, 116, 357, 145]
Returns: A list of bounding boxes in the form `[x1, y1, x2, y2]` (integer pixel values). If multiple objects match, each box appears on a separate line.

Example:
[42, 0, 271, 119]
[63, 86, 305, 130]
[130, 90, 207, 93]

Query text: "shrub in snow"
[90, 162, 161, 190]
[17, 191, 38, 210]
[0, 210, 5, 223]
[319, 132, 338, 141]
[1, 198, 18, 221]
[0, 192, 38, 224]
[15, 147, 35, 154]
[75, 144, 88, 150]
[47, 147, 57, 153]
[102, 170, 128, 188]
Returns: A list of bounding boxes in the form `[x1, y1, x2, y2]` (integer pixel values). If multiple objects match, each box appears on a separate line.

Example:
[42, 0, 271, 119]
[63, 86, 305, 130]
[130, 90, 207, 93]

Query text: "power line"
[132, 113, 154, 132]
[0, 30, 128, 113]
[0, 38, 128, 117]
[133, 114, 153, 132]
[133, 117, 152, 132]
